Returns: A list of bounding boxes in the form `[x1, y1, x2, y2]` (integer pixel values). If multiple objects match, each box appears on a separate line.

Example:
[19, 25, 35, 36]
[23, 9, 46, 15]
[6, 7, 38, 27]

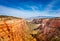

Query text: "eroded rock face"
[31, 18, 60, 41]
[0, 17, 30, 41]
[38, 19, 60, 41]
[32, 19, 42, 24]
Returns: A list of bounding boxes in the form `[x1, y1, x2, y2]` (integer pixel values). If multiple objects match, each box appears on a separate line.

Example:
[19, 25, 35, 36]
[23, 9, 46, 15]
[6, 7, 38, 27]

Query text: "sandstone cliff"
[31, 18, 60, 41]
[0, 16, 32, 41]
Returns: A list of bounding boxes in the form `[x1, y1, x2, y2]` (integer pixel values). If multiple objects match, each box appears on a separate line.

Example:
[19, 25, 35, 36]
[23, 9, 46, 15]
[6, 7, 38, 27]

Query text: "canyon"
[0, 16, 60, 41]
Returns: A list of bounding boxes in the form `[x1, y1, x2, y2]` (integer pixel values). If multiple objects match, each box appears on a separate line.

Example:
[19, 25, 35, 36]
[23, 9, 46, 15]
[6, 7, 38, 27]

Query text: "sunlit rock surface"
[0, 16, 33, 41]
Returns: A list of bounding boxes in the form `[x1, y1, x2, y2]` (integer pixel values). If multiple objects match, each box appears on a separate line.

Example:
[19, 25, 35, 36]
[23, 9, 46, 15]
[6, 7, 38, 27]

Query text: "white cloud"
[0, 5, 60, 18]
[0, 5, 49, 18]
[45, 0, 59, 11]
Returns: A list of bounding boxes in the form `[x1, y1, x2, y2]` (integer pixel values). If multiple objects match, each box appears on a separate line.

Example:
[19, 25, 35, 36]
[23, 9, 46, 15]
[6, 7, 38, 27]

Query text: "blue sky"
[0, 0, 60, 18]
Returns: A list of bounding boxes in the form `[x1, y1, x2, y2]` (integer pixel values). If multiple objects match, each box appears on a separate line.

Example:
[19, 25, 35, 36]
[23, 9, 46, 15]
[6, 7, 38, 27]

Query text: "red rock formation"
[32, 18, 60, 41]
[48, 19, 60, 28]
[40, 18, 60, 41]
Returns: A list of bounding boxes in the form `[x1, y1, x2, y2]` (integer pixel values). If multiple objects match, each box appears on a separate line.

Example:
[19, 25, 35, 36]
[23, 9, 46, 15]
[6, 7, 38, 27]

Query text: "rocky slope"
[0, 16, 33, 41]
[31, 18, 60, 41]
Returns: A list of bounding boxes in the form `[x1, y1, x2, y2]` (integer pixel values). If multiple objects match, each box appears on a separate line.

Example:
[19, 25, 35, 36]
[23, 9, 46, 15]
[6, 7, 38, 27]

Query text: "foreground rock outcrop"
[0, 16, 32, 41]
